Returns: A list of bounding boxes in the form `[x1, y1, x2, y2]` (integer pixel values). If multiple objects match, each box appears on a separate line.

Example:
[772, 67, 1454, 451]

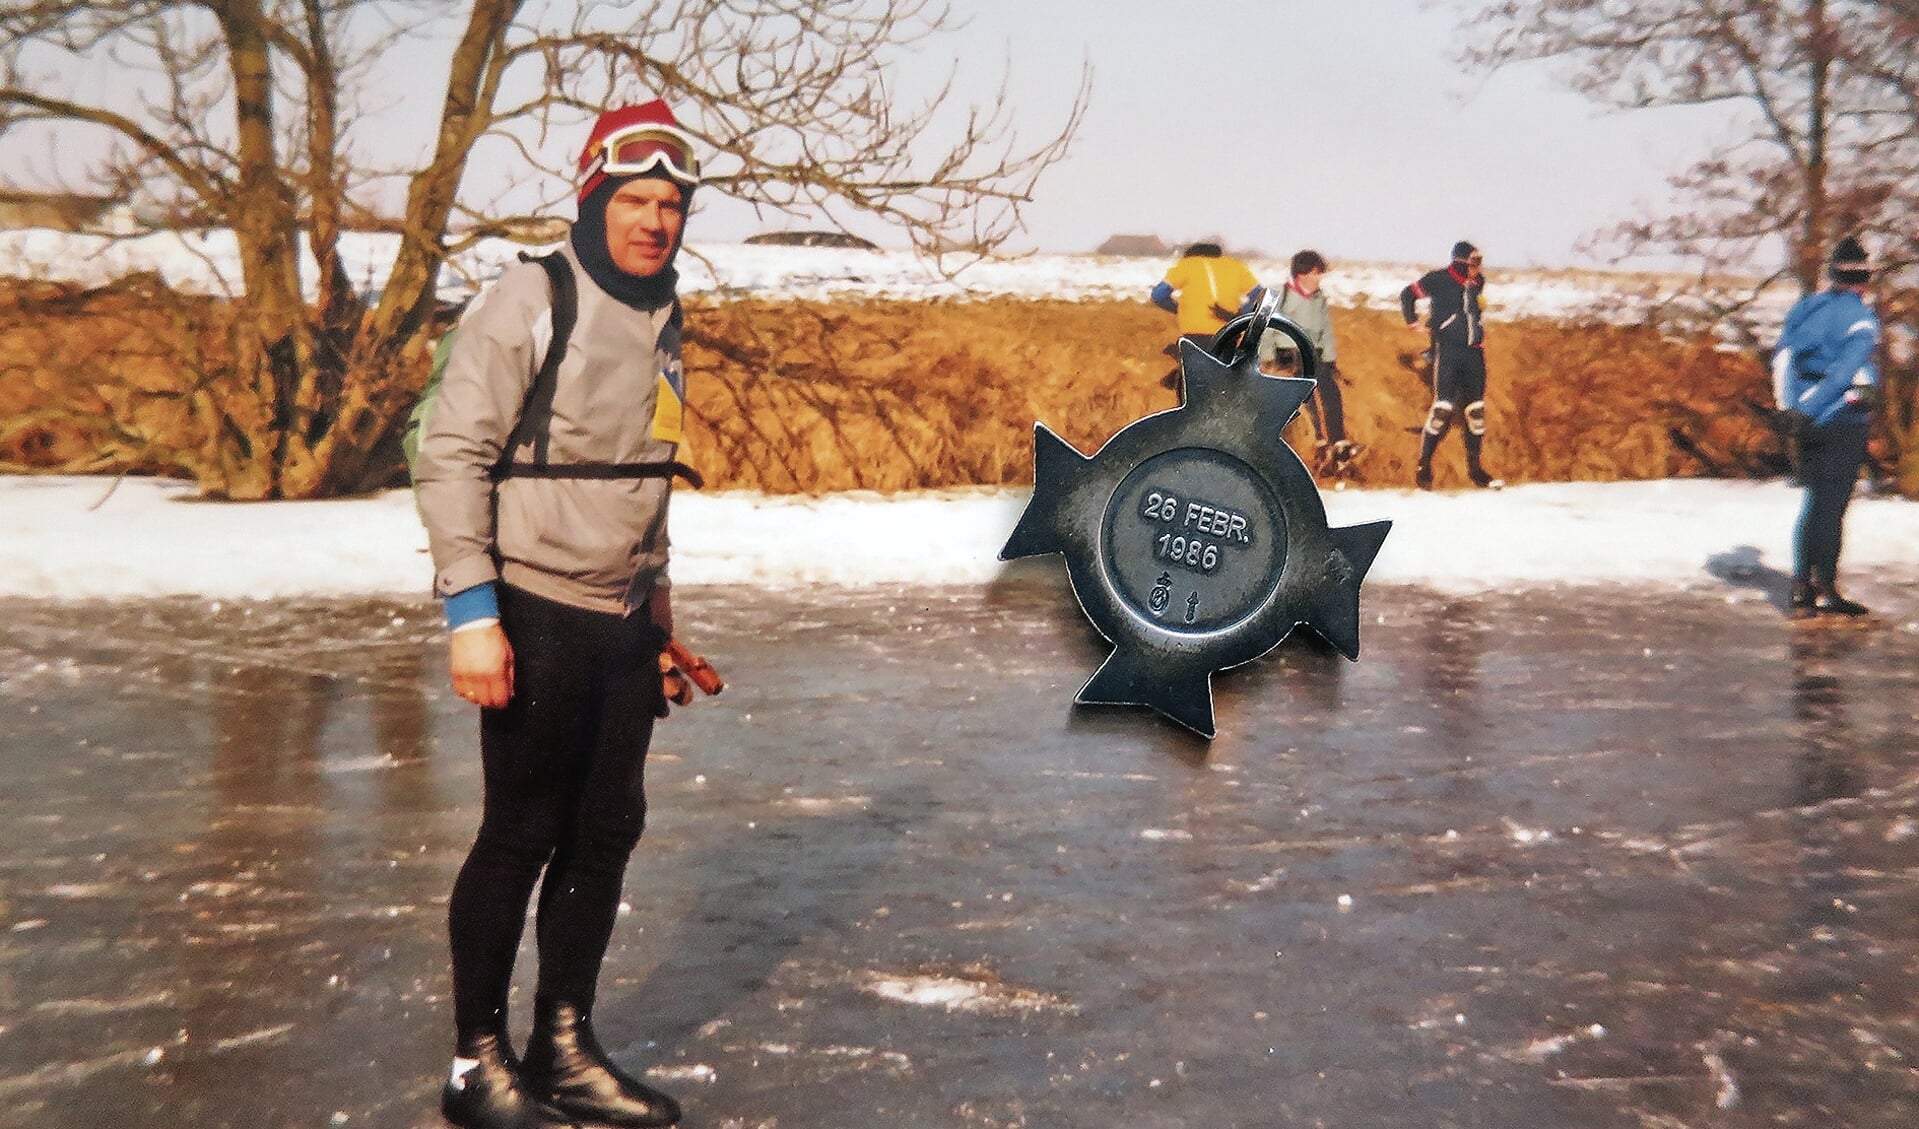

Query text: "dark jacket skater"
[1401, 241, 1498, 489]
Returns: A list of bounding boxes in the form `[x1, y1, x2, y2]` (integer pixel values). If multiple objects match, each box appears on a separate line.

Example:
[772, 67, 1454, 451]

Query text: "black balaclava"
[570, 171, 691, 312]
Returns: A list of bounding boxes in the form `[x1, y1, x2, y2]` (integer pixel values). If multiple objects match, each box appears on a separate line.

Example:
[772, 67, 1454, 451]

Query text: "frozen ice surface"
[2, 580, 1917, 1127]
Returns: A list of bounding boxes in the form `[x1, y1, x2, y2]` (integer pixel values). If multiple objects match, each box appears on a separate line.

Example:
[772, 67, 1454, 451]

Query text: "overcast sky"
[3, 1, 1750, 270]
[819, 0, 1743, 267]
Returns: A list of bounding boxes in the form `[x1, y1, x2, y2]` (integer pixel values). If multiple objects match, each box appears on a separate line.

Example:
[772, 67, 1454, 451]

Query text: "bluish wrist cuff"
[442, 582, 500, 630]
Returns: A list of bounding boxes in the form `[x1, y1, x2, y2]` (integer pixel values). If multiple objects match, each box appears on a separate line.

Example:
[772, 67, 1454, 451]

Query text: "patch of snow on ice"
[860, 972, 1074, 1015]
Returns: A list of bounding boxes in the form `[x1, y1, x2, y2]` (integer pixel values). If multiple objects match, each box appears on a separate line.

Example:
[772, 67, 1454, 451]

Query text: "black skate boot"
[1466, 458, 1504, 489]
[1787, 580, 1820, 621]
[523, 1000, 681, 1128]
[1813, 584, 1870, 617]
[442, 1031, 576, 1129]
[1414, 463, 1433, 491]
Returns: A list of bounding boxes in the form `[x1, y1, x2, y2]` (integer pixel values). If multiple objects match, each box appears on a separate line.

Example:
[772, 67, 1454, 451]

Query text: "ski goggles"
[585, 122, 702, 186]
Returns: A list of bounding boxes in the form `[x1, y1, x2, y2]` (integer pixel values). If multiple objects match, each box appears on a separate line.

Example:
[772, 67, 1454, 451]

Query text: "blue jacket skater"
[1773, 288, 1879, 429]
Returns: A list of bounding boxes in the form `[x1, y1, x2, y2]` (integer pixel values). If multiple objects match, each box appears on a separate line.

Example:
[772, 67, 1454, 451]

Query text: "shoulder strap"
[497, 250, 577, 473]
[491, 258, 705, 490]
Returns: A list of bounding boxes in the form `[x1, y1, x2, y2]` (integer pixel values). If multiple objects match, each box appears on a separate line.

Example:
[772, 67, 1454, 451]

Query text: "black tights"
[447, 585, 663, 1037]
[1417, 342, 1489, 471]
[1299, 361, 1347, 446]
[1794, 422, 1869, 586]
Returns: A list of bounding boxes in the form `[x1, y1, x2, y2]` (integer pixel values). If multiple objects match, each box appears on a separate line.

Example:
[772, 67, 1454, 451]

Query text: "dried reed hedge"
[2, 280, 1778, 494]
[679, 297, 1779, 492]
[0, 275, 240, 479]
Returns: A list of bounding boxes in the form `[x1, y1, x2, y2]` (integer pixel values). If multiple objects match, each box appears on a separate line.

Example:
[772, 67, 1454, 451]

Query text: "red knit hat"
[577, 100, 701, 204]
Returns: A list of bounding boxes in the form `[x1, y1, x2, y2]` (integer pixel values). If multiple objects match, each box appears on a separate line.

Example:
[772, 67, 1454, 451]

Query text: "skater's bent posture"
[1256, 249, 1357, 471]
[414, 101, 704, 1129]
[1401, 242, 1500, 490]
[1774, 236, 1881, 620]
[1151, 242, 1262, 389]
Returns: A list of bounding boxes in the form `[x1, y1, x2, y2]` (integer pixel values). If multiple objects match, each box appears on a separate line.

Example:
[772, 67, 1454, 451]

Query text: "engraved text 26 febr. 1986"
[1138, 490, 1255, 575]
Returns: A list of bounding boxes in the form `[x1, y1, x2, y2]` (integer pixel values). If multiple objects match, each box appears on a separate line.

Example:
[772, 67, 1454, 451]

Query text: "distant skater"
[1774, 236, 1881, 621]
[1151, 242, 1262, 389]
[1256, 249, 1358, 473]
[1401, 242, 1501, 490]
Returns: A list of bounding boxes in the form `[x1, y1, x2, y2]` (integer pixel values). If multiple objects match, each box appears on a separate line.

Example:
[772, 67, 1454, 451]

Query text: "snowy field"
[0, 226, 1787, 327]
[4, 474, 1916, 603]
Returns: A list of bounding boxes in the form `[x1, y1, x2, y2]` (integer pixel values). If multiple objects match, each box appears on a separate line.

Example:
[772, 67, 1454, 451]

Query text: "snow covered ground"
[4, 474, 1915, 602]
[0, 226, 1786, 326]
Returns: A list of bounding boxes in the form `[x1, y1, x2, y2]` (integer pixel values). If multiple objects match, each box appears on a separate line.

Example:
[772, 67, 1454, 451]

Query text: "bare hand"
[450, 624, 514, 708]
[1406, 320, 1427, 335]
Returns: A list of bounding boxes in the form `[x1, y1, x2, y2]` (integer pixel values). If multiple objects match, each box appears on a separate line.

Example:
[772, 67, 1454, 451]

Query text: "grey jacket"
[1257, 281, 1337, 367]
[414, 240, 686, 615]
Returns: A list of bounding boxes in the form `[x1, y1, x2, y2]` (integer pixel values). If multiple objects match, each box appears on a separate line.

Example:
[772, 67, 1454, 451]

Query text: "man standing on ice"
[1401, 241, 1501, 490]
[1774, 236, 1881, 621]
[414, 100, 703, 1129]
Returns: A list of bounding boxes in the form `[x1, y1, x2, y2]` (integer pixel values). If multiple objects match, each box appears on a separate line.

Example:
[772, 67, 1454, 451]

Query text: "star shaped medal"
[1000, 292, 1392, 739]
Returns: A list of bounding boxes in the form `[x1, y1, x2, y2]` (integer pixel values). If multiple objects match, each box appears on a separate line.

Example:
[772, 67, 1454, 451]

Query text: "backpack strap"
[491, 460, 705, 488]
[492, 251, 703, 489]
[496, 250, 578, 474]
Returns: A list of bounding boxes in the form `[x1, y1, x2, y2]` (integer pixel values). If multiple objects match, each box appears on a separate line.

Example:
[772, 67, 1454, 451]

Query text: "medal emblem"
[1001, 294, 1392, 738]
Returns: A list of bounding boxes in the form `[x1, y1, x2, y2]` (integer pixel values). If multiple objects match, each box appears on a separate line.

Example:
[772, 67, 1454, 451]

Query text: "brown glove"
[656, 639, 723, 717]
[665, 638, 724, 695]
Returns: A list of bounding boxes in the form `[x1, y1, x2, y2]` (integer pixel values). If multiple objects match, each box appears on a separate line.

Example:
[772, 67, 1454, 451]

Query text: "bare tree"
[1454, 0, 1918, 492]
[0, 0, 1087, 498]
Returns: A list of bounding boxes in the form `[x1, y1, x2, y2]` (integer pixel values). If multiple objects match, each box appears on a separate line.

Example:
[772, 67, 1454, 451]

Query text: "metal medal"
[1000, 291, 1392, 739]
